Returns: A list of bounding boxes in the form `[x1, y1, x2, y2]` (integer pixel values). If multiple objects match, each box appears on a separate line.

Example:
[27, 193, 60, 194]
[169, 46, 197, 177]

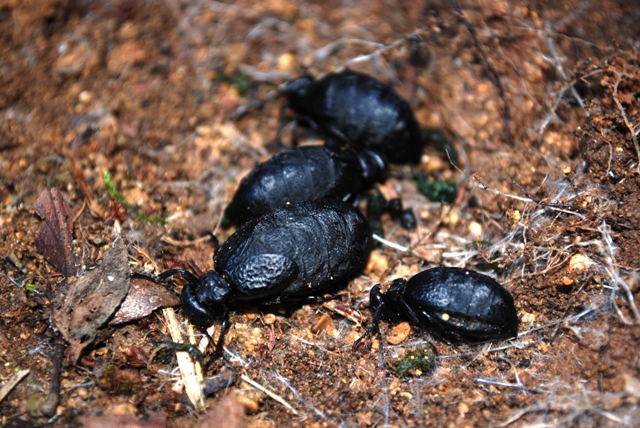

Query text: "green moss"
[103, 170, 167, 225]
[214, 69, 252, 97]
[415, 174, 458, 204]
[394, 346, 437, 377]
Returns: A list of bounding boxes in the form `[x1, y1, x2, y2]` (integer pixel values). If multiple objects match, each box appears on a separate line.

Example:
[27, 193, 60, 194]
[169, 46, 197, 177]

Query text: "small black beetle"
[282, 70, 424, 164]
[357, 267, 518, 345]
[224, 145, 387, 225]
[162, 199, 372, 355]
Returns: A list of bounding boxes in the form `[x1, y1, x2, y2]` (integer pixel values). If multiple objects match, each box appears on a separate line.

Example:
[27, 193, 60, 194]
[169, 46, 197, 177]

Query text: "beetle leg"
[396, 297, 422, 326]
[212, 313, 230, 359]
[129, 271, 162, 283]
[258, 293, 337, 306]
[352, 303, 384, 350]
[199, 313, 231, 370]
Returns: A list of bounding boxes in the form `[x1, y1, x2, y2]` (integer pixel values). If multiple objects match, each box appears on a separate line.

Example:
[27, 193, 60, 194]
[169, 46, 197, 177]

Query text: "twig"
[475, 378, 550, 394]
[161, 234, 212, 247]
[163, 308, 205, 411]
[0, 368, 30, 403]
[471, 174, 586, 219]
[511, 176, 584, 215]
[612, 72, 640, 174]
[372, 233, 409, 252]
[241, 373, 299, 415]
[340, 35, 410, 75]
[516, 303, 604, 338]
[449, 0, 511, 144]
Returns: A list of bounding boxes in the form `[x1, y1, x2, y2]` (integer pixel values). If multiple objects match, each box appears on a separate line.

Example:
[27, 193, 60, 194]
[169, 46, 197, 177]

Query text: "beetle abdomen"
[285, 71, 423, 164]
[403, 267, 518, 340]
[216, 199, 372, 300]
[224, 146, 341, 225]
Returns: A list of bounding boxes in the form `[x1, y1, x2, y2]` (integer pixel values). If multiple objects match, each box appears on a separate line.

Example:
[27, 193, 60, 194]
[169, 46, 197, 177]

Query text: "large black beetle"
[224, 144, 387, 225]
[282, 70, 424, 164]
[160, 199, 372, 356]
[356, 267, 519, 345]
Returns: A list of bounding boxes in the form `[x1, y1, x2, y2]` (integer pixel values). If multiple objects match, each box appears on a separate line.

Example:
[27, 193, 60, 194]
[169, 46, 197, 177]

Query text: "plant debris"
[52, 238, 131, 364]
[394, 345, 437, 377]
[33, 187, 80, 277]
[109, 277, 179, 325]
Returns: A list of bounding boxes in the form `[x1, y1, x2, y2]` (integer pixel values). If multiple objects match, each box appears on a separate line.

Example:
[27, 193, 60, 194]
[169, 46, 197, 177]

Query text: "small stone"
[538, 341, 548, 354]
[76, 387, 89, 400]
[468, 221, 482, 239]
[387, 322, 411, 345]
[78, 91, 93, 104]
[569, 254, 593, 273]
[506, 209, 521, 223]
[277, 52, 296, 71]
[263, 313, 277, 324]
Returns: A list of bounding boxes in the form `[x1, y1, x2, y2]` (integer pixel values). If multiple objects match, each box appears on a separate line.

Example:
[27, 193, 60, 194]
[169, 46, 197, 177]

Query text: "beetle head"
[180, 271, 230, 327]
[370, 278, 407, 321]
[357, 149, 389, 185]
[283, 76, 315, 104]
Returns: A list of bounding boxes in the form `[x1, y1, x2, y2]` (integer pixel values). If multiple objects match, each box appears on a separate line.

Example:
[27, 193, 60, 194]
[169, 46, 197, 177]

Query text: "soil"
[1, 0, 639, 427]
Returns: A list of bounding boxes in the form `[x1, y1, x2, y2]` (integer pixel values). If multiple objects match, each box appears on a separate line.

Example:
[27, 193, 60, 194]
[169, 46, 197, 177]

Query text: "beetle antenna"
[158, 268, 200, 284]
[201, 313, 232, 370]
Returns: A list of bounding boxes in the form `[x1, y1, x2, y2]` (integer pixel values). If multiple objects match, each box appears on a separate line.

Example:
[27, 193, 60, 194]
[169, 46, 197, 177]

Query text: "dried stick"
[163, 308, 205, 411]
[0, 369, 30, 403]
[241, 374, 298, 415]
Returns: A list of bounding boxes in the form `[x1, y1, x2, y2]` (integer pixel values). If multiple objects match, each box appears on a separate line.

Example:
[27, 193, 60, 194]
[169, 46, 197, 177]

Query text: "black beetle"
[356, 267, 518, 345]
[224, 144, 388, 225]
[160, 199, 372, 356]
[282, 70, 424, 164]
[366, 189, 417, 238]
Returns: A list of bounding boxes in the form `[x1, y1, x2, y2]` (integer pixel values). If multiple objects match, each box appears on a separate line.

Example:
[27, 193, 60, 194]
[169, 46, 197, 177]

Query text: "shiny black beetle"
[161, 199, 372, 355]
[224, 144, 388, 225]
[356, 267, 518, 345]
[282, 70, 424, 164]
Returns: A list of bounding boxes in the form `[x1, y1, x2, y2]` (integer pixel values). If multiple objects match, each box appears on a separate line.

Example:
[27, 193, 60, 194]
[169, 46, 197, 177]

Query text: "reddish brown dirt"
[1, 0, 639, 427]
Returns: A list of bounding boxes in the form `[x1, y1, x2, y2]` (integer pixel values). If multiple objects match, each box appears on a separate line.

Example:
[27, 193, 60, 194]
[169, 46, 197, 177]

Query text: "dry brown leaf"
[53, 238, 131, 364]
[109, 277, 179, 325]
[33, 187, 81, 277]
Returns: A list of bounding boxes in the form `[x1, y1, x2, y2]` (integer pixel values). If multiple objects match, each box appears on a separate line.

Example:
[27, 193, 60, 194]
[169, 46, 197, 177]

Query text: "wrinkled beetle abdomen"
[216, 199, 372, 300]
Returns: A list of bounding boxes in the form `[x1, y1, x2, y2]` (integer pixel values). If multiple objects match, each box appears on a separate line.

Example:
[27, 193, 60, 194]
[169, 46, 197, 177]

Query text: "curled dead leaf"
[33, 187, 81, 277]
[53, 238, 131, 364]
